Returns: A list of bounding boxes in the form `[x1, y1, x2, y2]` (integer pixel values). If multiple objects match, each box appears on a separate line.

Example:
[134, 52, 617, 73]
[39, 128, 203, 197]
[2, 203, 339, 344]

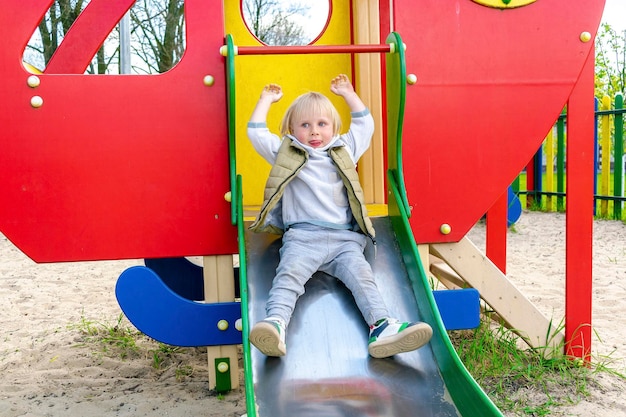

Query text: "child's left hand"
[330, 74, 355, 97]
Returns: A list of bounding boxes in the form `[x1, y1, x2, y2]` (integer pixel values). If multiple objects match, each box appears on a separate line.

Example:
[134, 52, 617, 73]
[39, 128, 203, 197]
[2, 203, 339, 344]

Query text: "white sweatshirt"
[247, 109, 374, 230]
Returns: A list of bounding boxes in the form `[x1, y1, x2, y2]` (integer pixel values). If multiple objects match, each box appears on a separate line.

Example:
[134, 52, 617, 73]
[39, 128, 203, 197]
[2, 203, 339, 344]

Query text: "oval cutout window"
[23, 0, 186, 75]
[241, 0, 330, 46]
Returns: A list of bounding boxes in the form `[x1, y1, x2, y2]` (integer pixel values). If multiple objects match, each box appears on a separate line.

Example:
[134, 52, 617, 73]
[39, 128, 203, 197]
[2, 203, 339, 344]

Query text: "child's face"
[291, 114, 335, 148]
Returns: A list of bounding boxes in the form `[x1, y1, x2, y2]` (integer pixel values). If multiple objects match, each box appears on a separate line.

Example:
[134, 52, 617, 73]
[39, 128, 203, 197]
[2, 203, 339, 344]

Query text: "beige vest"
[249, 139, 375, 241]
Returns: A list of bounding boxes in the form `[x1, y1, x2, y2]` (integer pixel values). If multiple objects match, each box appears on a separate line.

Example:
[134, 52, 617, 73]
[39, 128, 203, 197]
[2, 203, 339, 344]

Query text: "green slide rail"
[385, 31, 502, 416]
[224, 33, 257, 414]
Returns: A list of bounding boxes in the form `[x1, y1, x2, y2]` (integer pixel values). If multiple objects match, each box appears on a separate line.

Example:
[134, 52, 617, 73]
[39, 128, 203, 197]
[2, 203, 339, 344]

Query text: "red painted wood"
[234, 44, 392, 55]
[0, 0, 237, 262]
[392, 0, 604, 244]
[564, 51, 595, 361]
[486, 189, 507, 274]
[0, 0, 605, 304]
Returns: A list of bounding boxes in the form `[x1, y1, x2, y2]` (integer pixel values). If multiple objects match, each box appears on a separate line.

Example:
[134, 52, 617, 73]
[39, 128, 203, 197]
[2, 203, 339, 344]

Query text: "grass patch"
[69, 312, 203, 381]
[70, 312, 141, 359]
[449, 316, 626, 415]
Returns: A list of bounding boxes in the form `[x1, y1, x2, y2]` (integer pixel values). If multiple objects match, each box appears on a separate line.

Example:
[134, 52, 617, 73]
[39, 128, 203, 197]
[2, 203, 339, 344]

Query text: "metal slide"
[243, 215, 503, 416]
[233, 33, 502, 416]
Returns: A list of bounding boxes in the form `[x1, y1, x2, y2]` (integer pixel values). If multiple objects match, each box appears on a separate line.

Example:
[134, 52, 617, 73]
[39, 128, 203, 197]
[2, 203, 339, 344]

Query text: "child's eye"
[301, 123, 309, 128]
[318, 122, 327, 127]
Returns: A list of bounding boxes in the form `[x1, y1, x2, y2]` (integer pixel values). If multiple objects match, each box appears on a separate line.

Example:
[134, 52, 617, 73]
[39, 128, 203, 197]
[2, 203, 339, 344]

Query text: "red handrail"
[221, 44, 394, 56]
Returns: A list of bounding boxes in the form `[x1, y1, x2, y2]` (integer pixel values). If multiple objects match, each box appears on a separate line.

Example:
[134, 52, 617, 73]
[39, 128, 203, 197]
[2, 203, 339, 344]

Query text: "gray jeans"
[266, 225, 389, 328]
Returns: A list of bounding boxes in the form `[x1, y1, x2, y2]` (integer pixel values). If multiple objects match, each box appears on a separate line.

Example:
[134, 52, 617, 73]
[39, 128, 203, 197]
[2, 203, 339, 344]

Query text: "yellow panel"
[225, 1, 353, 206]
[243, 203, 387, 223]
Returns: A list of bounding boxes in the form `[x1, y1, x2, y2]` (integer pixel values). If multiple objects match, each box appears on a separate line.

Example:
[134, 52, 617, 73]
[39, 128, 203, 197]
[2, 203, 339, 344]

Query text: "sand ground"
[1, 211, 625, 416]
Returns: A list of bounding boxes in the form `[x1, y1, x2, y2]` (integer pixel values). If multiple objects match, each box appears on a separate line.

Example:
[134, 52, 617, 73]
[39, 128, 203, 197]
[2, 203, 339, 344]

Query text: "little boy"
[247, 74, 432, 358]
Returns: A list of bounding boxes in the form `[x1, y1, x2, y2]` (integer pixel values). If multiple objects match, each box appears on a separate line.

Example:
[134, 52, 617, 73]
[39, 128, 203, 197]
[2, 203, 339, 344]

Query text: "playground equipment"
[0, 0, 606, 415]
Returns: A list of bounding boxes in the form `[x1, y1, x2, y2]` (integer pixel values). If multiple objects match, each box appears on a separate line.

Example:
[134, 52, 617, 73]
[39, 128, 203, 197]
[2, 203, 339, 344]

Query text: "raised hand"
[330, 74, 354, 97]
[330, 74, 366, 113]
[260, 83, 283, 103]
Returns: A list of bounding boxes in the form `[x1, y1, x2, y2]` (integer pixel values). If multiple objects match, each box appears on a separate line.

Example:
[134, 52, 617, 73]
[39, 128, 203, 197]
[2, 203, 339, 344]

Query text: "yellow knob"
[217, 361, 229, 373]
[217, 319, 229, 331]
[27, 75, 41, 88]
[30, 96, 43, 108]
[440, 224, 451, 235]
[203, 75, 215, 86]
[579, 32, 591, 43]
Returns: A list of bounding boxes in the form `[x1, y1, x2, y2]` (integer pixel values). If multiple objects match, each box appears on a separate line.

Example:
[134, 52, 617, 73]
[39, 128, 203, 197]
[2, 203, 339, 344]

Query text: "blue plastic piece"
[144, 257, 240, 301]
[116, 265, 242, 347]
[144, 257, 205, 301]
[432, 288, 480, 331]
[507, 186, 522, 227]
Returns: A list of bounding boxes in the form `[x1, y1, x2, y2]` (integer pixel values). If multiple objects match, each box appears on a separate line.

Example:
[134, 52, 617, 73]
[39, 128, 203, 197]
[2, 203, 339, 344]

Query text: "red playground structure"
[0, 1, 606, 415]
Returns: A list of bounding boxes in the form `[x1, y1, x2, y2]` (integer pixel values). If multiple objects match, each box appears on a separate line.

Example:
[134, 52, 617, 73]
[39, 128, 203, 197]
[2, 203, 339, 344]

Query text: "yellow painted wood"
[203, 255, 239, 390]
[600, 95, 612, 217]
[244, 204, 387, 223]
[430, 238, 564, 356]
[544, 128, 555, 211]
[225, 1, 353, 207]
[365, 203, 388, 217]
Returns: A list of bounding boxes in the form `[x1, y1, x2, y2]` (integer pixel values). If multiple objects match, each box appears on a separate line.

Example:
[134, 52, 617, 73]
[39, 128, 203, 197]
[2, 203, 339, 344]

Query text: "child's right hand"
[250, 84, 282, 123]
[260, 84, 283, 103]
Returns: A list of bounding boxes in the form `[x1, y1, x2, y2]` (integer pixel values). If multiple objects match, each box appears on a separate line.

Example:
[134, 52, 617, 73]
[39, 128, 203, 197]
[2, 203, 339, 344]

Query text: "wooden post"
[354, 0, 385, 204]
[204, 255, 239, 390]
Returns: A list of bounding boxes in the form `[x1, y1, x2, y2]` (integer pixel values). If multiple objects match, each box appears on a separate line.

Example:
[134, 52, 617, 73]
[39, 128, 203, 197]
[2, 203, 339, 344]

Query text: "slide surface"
[245, 217, 497, 416]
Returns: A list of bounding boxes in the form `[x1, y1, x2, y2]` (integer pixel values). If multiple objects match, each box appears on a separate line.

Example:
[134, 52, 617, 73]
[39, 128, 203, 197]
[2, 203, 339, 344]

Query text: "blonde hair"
[280, 92, 342, 137]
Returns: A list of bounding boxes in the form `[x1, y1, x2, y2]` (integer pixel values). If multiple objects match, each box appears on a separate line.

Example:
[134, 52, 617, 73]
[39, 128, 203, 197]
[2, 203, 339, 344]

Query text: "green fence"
[514, 93, 625, 221]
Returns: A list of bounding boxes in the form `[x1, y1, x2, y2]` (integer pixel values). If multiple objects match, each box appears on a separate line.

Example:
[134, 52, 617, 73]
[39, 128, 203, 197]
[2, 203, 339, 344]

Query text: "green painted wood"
[614, 93, 624, 220]
[557, 114, 566, 211]
[236, 175, 257, 416]
[226, 34, 238, 225]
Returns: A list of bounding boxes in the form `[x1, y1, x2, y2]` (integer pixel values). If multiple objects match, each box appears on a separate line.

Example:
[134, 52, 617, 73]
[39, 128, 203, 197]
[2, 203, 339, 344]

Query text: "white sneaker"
[368, 318, 433, 358]
[250, 317, 287, 357]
